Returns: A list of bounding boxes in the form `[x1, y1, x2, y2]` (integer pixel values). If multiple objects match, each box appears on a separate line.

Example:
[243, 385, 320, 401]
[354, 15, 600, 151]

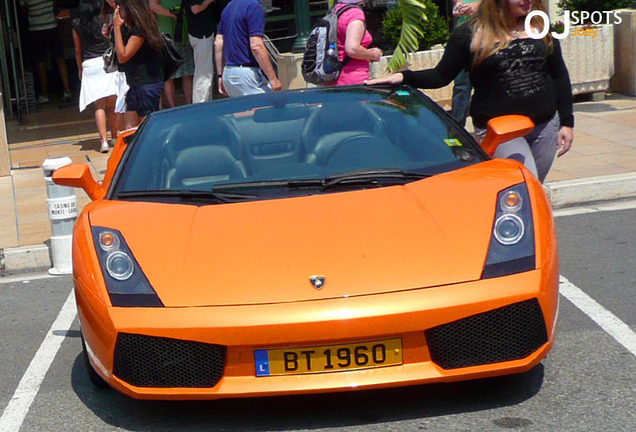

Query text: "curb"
[1, 244, 52, 276]
[2, 173, 635, 276]
[545, 172, 636, 209]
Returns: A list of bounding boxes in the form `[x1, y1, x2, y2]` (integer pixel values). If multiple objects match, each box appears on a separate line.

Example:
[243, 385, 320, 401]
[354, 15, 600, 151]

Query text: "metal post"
[291, 0, 312, 53]
[43, 157, 78, 275]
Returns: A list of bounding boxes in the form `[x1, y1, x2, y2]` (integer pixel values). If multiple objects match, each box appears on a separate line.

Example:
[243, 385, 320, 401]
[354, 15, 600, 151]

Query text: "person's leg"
[189, 34, 214, 103]
[125, 111, 141, 129]
[37, 62, 49, 100]
[450, 69, 471, 127]
[29, 30, 49, 101]
[182, 75, 193, 104]
[56, 59, 71, 95]
[474, 127, 538, 178]
[115, 113, 125, 137]
[105, 95, 117, 144]
[49, 28, 72, 99]
[163, 78, 175, 108]
[493, 137, 538, 178]
[526, 114, 559, 182]
[94, 98, 110, 152]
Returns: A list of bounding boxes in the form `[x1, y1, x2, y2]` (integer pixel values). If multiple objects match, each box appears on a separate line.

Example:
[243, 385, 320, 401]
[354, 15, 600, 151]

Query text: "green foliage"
[382, 0, 450, 72]
[557, 0, 632, 23]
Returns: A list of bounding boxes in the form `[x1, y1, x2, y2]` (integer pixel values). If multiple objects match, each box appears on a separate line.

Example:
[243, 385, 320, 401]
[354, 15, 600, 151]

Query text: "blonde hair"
[470, 0, 553, 67]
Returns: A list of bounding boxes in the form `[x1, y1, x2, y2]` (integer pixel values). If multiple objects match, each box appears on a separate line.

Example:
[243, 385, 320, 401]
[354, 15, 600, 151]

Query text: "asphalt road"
[1, 204, 634, 432]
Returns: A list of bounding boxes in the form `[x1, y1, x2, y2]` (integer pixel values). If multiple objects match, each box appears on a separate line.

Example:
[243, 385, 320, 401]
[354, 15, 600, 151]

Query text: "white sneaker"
[38, 95, 49, 104]
[100, 141, 110, 153]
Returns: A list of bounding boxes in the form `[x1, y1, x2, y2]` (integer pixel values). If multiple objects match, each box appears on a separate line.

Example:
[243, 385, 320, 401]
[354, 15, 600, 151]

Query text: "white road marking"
[0, 289, 77, 432]
[560, 275, 636, 357]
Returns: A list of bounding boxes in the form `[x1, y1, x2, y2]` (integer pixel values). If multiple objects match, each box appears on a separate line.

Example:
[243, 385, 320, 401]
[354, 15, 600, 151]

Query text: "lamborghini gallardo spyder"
[53, 86, 558, 400]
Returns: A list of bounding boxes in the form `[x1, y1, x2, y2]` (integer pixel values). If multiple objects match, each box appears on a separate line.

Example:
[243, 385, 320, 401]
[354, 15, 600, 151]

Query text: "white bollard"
[42, 157, 78, 275]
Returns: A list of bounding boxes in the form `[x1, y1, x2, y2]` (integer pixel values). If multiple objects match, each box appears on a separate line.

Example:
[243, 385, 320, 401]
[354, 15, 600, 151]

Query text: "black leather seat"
[309, 132, 410, 170]
[162, 119, 247, 189]
[301, 102, 385, 160]
[166, 145, 247, 189]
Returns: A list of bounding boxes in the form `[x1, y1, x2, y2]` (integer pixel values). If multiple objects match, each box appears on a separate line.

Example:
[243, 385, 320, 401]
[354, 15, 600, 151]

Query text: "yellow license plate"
[254, 338, 403, 376]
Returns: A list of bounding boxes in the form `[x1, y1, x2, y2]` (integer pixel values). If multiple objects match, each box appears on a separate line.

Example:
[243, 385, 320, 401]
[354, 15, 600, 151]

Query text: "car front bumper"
[76, 268, 559, 400]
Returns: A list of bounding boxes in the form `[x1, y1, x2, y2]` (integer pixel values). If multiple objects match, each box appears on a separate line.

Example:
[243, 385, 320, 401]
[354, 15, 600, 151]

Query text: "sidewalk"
[1, 93, 636, 274]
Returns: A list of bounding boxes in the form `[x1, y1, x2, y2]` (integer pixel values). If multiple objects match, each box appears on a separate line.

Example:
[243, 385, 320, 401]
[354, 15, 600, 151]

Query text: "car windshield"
[111, 86, 485, 203]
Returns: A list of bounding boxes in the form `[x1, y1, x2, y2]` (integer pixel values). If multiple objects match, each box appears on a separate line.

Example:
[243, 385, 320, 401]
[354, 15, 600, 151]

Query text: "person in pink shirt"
[333, 0, 382, 86]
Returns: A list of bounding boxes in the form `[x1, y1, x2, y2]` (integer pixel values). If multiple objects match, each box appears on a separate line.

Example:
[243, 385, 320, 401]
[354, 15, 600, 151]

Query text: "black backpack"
[301, 5, 359, 85]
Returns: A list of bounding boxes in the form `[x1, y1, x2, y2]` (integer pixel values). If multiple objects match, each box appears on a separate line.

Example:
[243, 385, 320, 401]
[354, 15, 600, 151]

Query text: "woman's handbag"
[161, 32, 185, 81]
[103, 41, 118, 73]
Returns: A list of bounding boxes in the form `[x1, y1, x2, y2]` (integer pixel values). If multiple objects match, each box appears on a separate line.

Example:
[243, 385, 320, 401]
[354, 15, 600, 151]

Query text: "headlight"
[482, 184, 535, 279]
[92, 227, 163, 307]
[106, 251, 134, 280]
[494, 214, 525, 245]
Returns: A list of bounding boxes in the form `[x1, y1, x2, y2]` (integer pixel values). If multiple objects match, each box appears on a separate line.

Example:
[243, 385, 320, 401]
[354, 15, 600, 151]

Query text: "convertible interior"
[116, 97, 474, 193]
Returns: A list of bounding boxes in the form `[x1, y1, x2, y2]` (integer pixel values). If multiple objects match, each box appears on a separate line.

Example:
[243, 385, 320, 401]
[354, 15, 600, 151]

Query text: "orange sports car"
[53, 86, 558, 400]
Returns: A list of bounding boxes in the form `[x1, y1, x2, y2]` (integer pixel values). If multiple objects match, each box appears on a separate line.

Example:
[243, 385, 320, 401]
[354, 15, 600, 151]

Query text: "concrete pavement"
[1, 93, 636, 275]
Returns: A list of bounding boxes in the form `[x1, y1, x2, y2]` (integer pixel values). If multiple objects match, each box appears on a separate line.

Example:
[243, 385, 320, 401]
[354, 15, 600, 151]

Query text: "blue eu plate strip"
[254, 350, 270, 377]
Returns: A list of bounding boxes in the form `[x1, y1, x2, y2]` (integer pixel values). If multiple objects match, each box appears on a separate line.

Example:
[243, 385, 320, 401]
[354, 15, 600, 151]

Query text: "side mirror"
[479, 115, 534, 156]
[52, 163, 105, 201]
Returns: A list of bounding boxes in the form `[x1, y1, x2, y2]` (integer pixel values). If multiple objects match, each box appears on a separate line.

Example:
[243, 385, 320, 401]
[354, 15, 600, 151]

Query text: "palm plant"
[386, 0, 429, 72]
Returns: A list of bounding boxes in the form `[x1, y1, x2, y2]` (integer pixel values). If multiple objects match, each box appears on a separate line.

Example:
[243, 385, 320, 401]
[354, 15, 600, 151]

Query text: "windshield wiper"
[288, 169, 432, 190]
[116, 189, 258, 203]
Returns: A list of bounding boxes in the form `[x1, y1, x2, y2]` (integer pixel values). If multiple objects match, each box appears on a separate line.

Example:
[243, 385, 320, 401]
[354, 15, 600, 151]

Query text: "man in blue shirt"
[214, 0, 281, 96]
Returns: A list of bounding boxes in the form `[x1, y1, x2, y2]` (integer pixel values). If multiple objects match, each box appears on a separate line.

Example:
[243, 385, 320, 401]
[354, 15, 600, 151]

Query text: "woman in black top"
[367, 0, 574, 182]
[101, 0, 129, 142]
[114, 0, 164, 127]
[72, 0, 118, 153]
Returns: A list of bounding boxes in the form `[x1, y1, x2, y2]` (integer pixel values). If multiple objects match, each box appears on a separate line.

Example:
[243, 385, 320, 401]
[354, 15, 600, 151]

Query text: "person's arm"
[250, 36, 281, 91]
[71, 28, 83, 79]
[343, 20, 382, 62]
[366, 24, 470, 87]
[547, 38, 574, 156]
[214, 33, 225, 95]
[191, 0, 215, 14]
[149, 0, 176, 19]
[113, 7, 144, 63]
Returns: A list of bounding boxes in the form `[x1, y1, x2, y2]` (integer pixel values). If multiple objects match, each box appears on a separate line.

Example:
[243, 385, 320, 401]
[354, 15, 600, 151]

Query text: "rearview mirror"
[479, 115, 534, 156]
[52, 163, 105, 201]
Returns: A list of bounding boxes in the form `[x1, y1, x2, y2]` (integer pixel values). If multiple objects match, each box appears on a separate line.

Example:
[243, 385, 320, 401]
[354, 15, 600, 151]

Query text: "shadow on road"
[71, 354, 544, 431]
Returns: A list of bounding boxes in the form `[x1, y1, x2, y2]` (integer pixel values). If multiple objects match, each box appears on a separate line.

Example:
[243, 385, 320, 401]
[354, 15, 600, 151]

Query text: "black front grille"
[113, 333, 226, 388]
[425, 299, 548, 370]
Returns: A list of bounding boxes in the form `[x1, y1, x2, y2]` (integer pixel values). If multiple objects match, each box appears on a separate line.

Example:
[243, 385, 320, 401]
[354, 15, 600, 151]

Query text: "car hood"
[89, 161, 526, 307]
